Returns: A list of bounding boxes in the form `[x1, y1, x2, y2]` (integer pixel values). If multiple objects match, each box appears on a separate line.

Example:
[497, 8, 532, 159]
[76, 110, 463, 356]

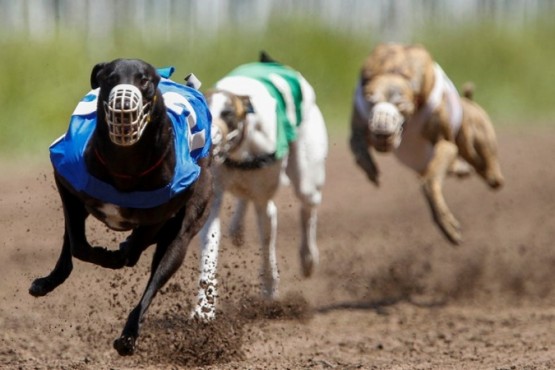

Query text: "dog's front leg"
[255, 200, 279, 299]
[29, 231, 73, 297]
[350, 120, 380, 186]
[421, 140, 462, 245]
[57, 180, 127, 269]
[114, 165, 213, 356]
[193, 187, 225, 320]
[29, 179, 90, 296]
[119, 225, 164, 267]
[113, 208, 193, 356]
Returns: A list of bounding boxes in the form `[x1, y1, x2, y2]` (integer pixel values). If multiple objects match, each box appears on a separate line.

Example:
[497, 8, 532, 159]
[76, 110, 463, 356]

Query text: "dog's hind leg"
[475, 139, 504, 189]
[254, 200, 279, 299]
[448, 158, 473, 178]
[421, 139, 462, 245]
[457, 99, 505, 189]
[287, 104, 327, 277]
[229, 198, 248, 247]
[287, 143, 323, 278]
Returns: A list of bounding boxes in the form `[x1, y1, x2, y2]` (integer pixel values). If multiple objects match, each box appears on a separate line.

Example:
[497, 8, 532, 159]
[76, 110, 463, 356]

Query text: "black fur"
[259, 50, 279, 63]
[29, 59, 213, 356]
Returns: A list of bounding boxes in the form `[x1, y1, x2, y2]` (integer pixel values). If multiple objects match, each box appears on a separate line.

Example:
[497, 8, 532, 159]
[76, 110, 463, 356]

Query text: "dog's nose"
[114, 101, 131, 110]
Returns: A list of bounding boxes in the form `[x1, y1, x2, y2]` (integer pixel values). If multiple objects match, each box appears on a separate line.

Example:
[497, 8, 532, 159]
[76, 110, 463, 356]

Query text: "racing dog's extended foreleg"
[114, 209, 191, 356]
[29, 179, 127, 297]
[57, 181, 128, 268]
[114, 164, 213, 356]
[421, 140, 462, 245]
[350, 111, 380, 186]
[29, 231, 73, 297]
[193, 186, 225, 321]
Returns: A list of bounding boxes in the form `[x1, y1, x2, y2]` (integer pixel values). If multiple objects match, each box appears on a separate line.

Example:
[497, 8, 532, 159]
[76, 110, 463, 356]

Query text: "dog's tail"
[461, 82, 475, 100]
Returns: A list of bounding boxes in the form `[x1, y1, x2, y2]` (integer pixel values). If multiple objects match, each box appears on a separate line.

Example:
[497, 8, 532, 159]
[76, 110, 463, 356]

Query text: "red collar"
[94, 148, 167, 179]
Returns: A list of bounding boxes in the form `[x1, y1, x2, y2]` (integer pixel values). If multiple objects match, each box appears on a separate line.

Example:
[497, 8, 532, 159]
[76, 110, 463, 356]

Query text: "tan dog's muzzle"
[369, 102, 404, 152]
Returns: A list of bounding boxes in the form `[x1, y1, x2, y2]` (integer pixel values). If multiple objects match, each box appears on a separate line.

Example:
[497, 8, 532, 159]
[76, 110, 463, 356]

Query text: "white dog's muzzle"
[104, 84, 152, 146]
[369, 102, 404, 152]
[211, 118, 245, 164]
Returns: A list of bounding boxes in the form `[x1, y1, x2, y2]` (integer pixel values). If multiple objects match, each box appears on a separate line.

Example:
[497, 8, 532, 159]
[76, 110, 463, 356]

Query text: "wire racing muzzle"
[211, 118, 245, 164]
[104, 84, 152, 146]
[369, 102, 404, 152]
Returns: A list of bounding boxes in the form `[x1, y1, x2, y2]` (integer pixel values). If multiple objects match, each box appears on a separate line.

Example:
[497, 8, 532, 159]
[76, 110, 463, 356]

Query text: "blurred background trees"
[0, 0, 553, 157]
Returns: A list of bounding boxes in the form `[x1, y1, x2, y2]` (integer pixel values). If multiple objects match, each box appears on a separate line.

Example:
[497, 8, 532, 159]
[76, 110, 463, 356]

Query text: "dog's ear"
[152, 68, 161, 87]
[203, 89, 216, 102]
[259, 50, 278, 63]
[238, 95, 253, 116]
[90, 62, 107, 89]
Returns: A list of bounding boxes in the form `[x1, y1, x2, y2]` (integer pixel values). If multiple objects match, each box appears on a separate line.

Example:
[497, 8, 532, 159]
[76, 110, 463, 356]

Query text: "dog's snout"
[374, 132, 390, 140]
[113, 101, 131, 110]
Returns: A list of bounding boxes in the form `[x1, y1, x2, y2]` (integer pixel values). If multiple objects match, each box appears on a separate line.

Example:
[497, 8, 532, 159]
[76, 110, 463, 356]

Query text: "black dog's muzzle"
[104, 84, 153, 146]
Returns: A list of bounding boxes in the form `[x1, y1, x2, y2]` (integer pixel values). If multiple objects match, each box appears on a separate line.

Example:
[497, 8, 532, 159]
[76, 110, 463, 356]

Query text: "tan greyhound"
[350, 43, 504, 244]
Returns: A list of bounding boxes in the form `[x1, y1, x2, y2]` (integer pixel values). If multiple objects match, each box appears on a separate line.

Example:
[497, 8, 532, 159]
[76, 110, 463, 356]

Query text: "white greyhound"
[193, 52, 328, 319]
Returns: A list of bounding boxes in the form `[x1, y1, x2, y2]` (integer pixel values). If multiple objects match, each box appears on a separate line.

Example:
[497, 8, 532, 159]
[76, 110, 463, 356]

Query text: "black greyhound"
[28, 59, 213, 355]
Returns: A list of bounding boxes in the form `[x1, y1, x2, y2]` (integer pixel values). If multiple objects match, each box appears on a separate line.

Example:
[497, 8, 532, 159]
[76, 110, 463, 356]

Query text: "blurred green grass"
[0, 17, 553, 158]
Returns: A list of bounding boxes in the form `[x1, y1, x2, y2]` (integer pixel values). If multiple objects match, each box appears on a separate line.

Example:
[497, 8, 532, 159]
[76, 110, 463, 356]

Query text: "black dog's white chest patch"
[94, 203, 136, 231]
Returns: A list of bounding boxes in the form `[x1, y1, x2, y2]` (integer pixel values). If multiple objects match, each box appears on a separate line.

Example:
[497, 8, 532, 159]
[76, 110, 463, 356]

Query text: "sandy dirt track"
[1, 126, 555, 369]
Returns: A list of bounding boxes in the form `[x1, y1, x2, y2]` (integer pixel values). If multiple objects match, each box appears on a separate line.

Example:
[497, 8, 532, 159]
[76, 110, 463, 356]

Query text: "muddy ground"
[1, 126, 555, 369]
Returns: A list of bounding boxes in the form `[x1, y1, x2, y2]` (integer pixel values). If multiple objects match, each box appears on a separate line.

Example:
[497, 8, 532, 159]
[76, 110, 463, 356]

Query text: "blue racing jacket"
[50, 72, 211, 209]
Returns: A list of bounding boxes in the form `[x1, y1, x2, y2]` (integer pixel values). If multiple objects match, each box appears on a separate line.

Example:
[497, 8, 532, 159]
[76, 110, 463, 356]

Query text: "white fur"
[193, 74, 328, 320]
[97, 203, 128, 231]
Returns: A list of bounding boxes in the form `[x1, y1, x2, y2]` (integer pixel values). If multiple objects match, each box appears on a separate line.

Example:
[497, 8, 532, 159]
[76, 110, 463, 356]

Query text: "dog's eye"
[366, 94, 380, 105]
[140, 77, 150, 89]
[106, 72, 118, 85]
[221, 109, 235, 119]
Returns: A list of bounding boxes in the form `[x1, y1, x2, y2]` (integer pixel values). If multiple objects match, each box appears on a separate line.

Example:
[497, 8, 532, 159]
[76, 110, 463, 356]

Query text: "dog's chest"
[394, 120, 434, 174]
[89, 203, 137, 231]
[217, 162, 283, 202]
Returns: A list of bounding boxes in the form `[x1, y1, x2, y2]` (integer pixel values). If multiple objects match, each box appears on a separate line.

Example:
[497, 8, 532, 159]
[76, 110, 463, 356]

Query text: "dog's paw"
[365, 169, 380, 187]
[113, 335, 136, 356]
[119, 241, 141, 267]
[369, 174, 380, 187]
[449, 158, 473, 178]
[29, 277, 55, 297]
[229, 221, 245, 247]
[437, 213, 462, 245]
[190, 306, 216, 322]
[300, 247, 319, 278]
[230, 230, 245, 247]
